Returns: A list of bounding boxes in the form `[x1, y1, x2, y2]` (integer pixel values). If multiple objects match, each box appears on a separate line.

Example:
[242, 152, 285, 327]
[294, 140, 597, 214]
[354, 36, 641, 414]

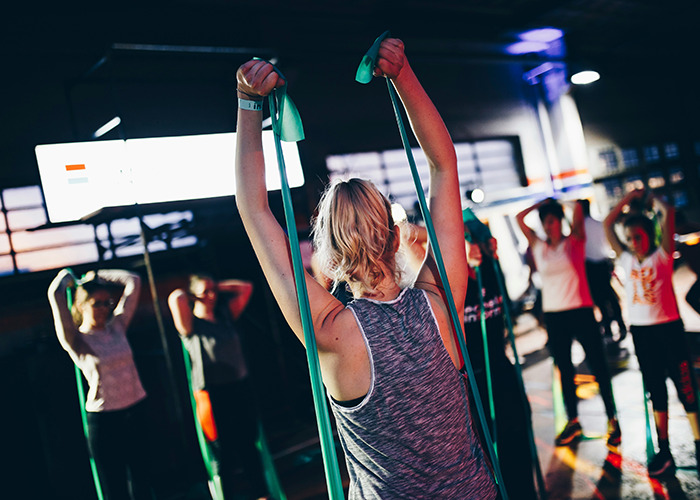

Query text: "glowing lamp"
[571, 70, 600, 85]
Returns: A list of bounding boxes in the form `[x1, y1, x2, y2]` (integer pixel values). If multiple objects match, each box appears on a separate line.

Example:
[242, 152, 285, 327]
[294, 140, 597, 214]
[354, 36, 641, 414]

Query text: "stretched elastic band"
[65, 269, 105, 500]
[252, 58, 305, 143]
[357, 34, 508, 500]
[463, 208, 547, 498]
[264, 67, 344, 499]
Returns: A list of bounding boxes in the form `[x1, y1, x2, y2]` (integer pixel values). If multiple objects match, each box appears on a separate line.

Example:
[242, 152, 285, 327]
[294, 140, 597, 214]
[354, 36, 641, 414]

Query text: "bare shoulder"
[315, 303, 364, 354]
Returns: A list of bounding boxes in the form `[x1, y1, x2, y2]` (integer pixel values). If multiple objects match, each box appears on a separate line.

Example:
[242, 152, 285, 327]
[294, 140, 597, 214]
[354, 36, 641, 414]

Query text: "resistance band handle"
[267, 86, 344, 499]
[251, 57, 305, 143]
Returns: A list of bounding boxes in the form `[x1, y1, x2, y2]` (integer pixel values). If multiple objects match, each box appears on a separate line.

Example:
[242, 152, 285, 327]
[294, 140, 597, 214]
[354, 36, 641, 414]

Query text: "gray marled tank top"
[331, 287, 497, 499]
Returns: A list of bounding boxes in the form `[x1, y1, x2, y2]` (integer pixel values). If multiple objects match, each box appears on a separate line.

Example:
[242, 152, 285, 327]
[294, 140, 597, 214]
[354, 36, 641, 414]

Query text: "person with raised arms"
[604, 189, 700, 477]
[234, 38, 496, 499]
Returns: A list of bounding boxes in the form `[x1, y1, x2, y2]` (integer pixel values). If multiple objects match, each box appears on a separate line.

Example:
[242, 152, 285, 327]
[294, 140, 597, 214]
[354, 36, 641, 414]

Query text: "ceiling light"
[467, 188, 485, 204]
[93, 116, 121, 138]
[519, 28, 564, 43]
[506, 41, 550, 55]
[571, 70, 600, 85]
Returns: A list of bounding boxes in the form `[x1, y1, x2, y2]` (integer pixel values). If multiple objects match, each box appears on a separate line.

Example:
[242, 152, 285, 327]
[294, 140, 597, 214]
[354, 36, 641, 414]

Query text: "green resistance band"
[65, 270, 104, 500]
[476, 266, 498, 453]
[491, 260, 548, 499]
[463, 209, 547, 499]
[261, 63, 345, 500]
[180, 331, 287, 500]
[551, 364, 567, 435]
[180, 342, 225, 499]
[255, 420, 287, 500]
[642, 381, 656, 464]
[464, 231, 498, 454]
[357, 31, 508, 499]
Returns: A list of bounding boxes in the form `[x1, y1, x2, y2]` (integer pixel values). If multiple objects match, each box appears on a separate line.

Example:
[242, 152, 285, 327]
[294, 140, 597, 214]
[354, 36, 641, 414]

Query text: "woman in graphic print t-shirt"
[604, 189, 700, 478]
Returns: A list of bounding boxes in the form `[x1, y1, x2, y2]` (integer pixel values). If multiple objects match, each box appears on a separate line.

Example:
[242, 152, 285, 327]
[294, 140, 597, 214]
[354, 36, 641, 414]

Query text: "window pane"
[0, 234, 10, 254]
[6, 208, 47, 231]
[15, 243, 99, 272]
[621, 148, 639, 168]
[172, 235, 197, 248]
[643, 145, 660, 164]
[11, 225, 95, 252]
[3, 186, 44, 209]
[0, 255, 14, 276]
[663, 143, 679, 159]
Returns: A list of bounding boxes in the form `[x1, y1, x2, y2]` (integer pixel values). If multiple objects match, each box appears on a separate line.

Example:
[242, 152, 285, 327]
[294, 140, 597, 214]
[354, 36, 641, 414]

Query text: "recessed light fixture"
[93, 116, 122, 138]
[519, 28, 564, 43]
[570, 70, 600, 85]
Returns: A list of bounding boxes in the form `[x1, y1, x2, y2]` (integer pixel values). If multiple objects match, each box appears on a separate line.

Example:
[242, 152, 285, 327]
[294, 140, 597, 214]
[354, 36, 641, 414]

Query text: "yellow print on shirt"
[630, 267, 657, 305]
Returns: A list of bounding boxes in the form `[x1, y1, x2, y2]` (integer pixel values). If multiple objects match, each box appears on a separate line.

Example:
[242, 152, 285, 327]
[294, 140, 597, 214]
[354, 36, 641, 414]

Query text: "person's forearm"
[217, 279, 252, 293]
[605, 194, 633, 227]
[235, 100, 269, 221]
[48, 269, 78, 347]
[95, 269, 139, 289]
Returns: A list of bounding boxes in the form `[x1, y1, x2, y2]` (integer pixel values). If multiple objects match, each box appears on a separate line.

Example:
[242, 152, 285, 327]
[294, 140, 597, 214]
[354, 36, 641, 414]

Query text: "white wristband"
[238, 98, 263, 111]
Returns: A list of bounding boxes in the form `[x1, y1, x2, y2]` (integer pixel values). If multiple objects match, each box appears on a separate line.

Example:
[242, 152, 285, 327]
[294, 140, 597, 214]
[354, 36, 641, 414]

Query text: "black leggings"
[86, 400, 152, 500]
[544, 308, 617, 420]
[207, 379, 268, 499]
[586, 260, 626, 337]
[631, 320, 699, 413]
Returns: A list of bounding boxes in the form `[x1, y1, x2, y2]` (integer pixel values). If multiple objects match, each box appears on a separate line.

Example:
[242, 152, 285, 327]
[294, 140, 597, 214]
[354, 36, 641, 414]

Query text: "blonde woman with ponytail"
[235, 38, 496, 499]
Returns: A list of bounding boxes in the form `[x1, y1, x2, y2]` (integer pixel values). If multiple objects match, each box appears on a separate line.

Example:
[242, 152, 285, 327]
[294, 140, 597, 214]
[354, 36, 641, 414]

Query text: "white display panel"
[36, 131, 305, 223]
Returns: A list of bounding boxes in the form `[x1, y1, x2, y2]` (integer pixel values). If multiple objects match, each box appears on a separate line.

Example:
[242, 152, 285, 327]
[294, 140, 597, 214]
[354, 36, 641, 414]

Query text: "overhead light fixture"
[506, 41, 550, 55]
[93, 116, 121, 139]
[519, 28, 564, 43]
[506, 27, 565, 56]
[570, 70, 600, 85]
[467, 188, 485, 204]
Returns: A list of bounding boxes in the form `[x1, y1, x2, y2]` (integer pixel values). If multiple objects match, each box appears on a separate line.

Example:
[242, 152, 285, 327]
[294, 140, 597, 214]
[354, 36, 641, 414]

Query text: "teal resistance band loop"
[355, 30, 390, 83]
[383, 77, 507, 499]
[180, 342, 225, 499]
[475, 265, 497, 454]
[551, 364, 567, 434]
[74, 368, 105, 500]
[463, 208, 547, 499]
[255, 421, 288, 500]
[254, 58, 305, 143]
[354, 35, 507, 498]
[642, 381, 656, 464]
[65, 271, 105, 500]
[267, 82, 344, 499]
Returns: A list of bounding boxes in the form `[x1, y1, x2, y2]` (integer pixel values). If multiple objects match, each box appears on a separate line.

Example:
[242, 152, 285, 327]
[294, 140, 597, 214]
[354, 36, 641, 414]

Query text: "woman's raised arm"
[234, 60, 346, 351]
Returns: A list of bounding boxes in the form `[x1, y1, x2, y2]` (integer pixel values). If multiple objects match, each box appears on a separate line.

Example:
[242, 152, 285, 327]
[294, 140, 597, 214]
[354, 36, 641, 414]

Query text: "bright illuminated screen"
[35, 131, 305, 222]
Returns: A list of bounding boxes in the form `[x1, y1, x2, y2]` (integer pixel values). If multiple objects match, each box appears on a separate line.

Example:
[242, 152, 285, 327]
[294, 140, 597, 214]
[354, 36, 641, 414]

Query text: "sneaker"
[555, 420, 583, 446]
[606, 419, 622, 448]
[648, 449, 676, 477]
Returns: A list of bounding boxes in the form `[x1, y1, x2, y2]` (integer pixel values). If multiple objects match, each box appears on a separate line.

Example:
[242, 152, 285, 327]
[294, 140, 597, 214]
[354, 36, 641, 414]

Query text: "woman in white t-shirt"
[604, 189, 700, 478]
[517, 198, 620, 448]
